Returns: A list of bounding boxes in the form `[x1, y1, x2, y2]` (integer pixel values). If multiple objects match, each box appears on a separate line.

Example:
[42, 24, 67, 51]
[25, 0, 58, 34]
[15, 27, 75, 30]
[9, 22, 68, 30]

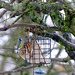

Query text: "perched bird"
[17, 37, 33, 59]
[17, 37, 24, 49]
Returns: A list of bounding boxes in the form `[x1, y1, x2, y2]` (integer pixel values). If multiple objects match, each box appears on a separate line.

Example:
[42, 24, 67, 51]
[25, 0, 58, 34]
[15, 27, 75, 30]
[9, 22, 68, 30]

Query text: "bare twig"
[3, 47, 16, 50]
[0, 53, 18, 59]
[0, 23, 59, 31]
[0, 0, 15, 18]
[0, 58, 70, 74]
[0, 10, 7, 18]
[0, 0, 14, 11]
[0, 64, 37, 74]
[0, 23, 75, 60]
[0, 23, 75, 49]
[51, 58, 70, 62]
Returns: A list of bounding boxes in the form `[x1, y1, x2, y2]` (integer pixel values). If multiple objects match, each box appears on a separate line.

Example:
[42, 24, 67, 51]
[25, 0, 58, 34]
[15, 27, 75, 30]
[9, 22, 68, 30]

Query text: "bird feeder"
[22, 35, 51, 65]
[16, 28, 51, 75]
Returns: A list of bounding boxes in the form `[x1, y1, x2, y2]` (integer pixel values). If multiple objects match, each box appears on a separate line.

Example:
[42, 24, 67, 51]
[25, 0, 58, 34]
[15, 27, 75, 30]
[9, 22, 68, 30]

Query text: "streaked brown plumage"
[19, 41, 50, 64]
[25, 40, 33, 58]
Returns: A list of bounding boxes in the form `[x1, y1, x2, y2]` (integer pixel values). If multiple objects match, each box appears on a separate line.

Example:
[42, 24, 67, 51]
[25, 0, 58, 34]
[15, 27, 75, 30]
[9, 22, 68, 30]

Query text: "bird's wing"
[19, 40, 24, 48]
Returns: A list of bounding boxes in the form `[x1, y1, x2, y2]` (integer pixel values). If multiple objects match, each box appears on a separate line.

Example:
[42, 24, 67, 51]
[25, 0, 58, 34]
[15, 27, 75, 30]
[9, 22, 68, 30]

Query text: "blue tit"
[17, 37, 24, 49]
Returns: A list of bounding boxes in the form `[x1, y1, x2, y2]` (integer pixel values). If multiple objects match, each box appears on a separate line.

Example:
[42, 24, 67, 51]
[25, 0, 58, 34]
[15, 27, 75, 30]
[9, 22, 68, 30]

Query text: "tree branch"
[0, 53, 18, 59]
[0, 0, 15, 18]
[0, 23, 59, 31]
[0, 23, 75, 50]
[51, 57, 70, 62]
[0, 64, 37, 74]
[29, 28, 75, 50]
[0, 0, 14, 11]
[28, 28, 75, 60]
[0, 10, 7, 18]
[62, 32, 75, 60]
[0, 23, 74, 60]
[0, 23, 75, 60]
[0, 58, 70, 74]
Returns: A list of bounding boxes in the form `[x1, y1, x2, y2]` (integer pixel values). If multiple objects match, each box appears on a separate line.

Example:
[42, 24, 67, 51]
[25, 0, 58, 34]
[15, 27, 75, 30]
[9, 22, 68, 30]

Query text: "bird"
[17, 37, 33, 59]
[17, 37, 24, 49]
[19, 41, 33, 62]
[17, 37, 47, 64]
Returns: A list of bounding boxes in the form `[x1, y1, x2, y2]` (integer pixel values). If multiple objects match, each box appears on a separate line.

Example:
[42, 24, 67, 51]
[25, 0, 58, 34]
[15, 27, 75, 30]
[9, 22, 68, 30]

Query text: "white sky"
[68, 0, 72, 2]
[0, 35, 9, 46]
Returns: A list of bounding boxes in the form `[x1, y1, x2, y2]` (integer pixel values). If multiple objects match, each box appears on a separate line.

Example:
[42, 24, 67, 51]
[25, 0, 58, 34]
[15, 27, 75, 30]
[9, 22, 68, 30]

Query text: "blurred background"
[0, 0, 75, 75]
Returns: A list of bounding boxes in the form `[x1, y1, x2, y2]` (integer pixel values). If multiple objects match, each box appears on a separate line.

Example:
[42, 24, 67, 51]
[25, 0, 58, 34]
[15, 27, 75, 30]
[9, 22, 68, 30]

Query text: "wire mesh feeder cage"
[20, 35, 51, 64]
